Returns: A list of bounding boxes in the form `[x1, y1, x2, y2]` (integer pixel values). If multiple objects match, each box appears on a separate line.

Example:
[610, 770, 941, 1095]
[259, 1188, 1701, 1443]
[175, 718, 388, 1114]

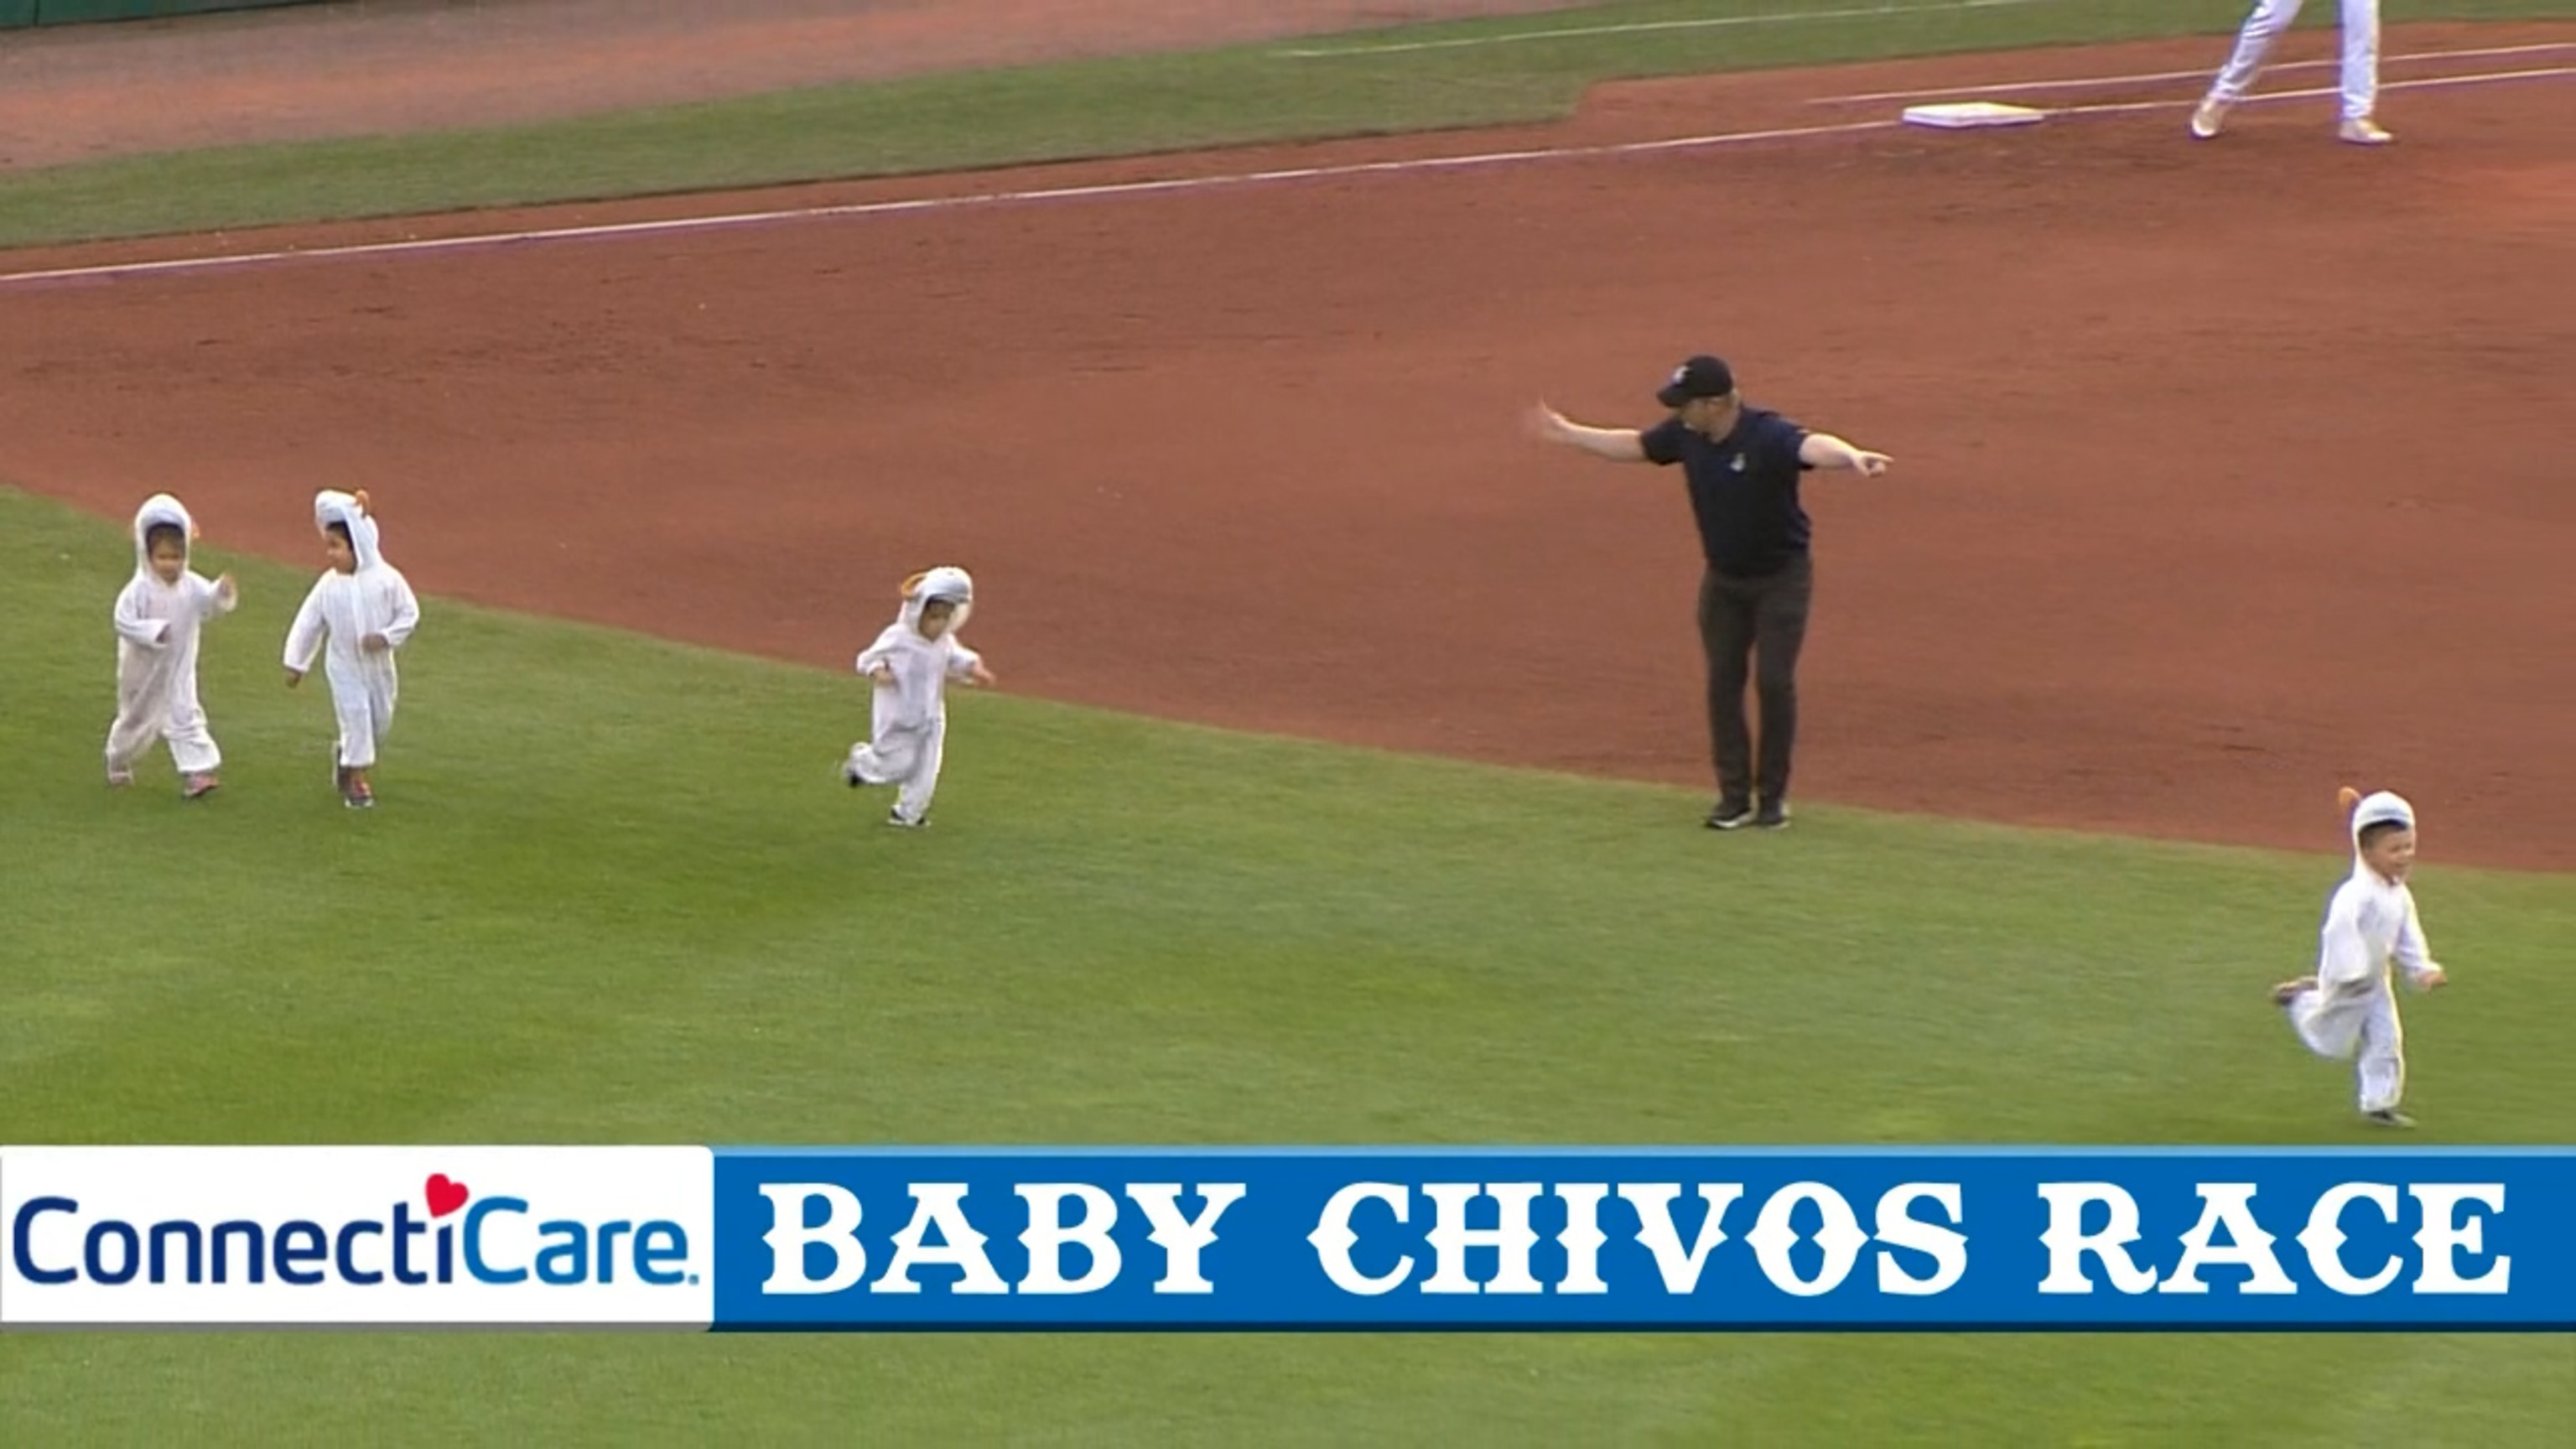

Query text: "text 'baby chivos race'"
[704, 1150, 2573, 1331]
[1, 1147, 714, 1326]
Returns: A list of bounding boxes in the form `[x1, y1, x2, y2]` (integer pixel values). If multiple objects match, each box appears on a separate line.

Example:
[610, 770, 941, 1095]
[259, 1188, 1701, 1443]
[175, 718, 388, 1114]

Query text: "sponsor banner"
[3, 1147, 713, 1327]
[8, 1147, 2568, 1330]
[712, 1149, 2576, 1331]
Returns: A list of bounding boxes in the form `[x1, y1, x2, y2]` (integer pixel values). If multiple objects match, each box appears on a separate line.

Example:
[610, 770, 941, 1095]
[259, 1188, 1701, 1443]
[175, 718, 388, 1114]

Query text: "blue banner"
[709, 1148, 2575, 1332]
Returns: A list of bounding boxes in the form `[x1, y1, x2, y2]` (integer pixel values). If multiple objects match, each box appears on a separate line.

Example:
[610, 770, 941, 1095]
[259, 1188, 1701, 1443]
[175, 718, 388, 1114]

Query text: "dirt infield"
[0, 0, 1584, 169]
[3, 23, 2571, 870]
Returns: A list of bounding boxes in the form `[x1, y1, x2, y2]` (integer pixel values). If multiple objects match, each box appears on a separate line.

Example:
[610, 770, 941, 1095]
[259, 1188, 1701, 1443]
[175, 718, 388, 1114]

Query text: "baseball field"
[3, 0, 2572, 1441]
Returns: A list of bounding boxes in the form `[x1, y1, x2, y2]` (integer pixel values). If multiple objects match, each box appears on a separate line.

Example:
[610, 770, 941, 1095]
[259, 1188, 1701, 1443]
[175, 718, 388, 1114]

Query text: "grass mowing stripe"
[1, 0, 2568, 251]
[3, 488, 2572, 1441]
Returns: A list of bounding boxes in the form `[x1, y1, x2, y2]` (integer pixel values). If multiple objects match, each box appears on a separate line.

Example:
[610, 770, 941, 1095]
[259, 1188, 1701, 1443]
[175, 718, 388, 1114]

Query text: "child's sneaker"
[344, 779, 376, 810]
[2364, 1108, 2417, 1130]
[182, 773, 221, 800]
[886, 808, 926, 829]
[2270, 976, 2317, 1007]
[106, 768, 134, 788]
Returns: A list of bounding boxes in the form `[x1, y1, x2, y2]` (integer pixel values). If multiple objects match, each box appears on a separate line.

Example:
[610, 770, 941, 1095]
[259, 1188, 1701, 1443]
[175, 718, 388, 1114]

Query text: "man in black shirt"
[1533, 355, 1893, 830]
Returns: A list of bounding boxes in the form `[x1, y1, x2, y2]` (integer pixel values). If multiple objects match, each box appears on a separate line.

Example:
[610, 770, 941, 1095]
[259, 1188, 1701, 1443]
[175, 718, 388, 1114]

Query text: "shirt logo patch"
[1730, 454, 1747, 473]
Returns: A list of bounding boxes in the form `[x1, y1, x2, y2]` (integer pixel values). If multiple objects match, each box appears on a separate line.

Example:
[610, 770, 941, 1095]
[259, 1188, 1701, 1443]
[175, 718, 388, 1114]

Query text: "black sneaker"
[1753, 802, 1792, 830]
[886, 809, 926, 829]
[2364, 1108, 2417, 1130]
[1706, 802, 1755, 830]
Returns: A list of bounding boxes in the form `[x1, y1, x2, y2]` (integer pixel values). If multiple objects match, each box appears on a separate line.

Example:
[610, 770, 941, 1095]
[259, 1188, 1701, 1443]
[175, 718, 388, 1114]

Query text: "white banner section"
[2, 1146, 714, 1327]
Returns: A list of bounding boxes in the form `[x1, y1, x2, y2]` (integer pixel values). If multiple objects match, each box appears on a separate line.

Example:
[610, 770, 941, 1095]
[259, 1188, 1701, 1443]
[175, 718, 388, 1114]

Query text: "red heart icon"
[425, 1174, 470, 1218]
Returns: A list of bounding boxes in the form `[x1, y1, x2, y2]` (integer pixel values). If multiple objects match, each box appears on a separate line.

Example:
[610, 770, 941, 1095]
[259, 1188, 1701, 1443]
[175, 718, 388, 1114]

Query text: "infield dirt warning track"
[3, 23, 2570, 869]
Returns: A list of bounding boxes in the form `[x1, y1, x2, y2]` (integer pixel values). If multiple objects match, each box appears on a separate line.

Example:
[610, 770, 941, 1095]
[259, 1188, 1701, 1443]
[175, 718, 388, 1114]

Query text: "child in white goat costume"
[283, 489, 420, 809]
[843, 567, 995, 828]
[2272, 787, 2450, 1128]
[106, 493, 237, 797]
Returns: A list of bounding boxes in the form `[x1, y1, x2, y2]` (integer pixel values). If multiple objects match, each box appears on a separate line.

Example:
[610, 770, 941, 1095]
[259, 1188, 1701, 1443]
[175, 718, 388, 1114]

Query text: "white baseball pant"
[2209, 0, 2381, 122]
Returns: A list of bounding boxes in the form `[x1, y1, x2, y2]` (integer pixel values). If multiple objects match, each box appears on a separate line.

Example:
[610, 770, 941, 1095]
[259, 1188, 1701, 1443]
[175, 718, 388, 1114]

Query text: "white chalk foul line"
[1810, 40, 2576, 104]
[0, 117, 1904, 288]
[2045, 62, 2576, 118]
[0, 60, 2564, 290]
[1276, 0, 2055, 59]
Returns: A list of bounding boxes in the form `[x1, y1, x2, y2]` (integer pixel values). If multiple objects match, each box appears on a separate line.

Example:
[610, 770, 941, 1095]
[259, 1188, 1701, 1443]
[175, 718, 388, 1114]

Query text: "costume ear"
[901, 571, 929, 599]
[352, 489, 373, 515]
[2336, 786, 2362, 813]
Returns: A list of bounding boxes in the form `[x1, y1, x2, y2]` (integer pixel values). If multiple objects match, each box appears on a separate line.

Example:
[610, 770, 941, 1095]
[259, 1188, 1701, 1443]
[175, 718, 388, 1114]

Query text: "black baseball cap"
[1657, 355, 1737, 408]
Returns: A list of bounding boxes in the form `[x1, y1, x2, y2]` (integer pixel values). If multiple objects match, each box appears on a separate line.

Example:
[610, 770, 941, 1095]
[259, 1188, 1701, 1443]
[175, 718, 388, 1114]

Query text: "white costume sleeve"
[944, 639, 984, 678]
[112, 579, 169, 647]
[284, 577, 330, 672]
[854, 626, 906, 677]
[190, 572, 237, 619]
[377, 566, 422, 647]
[2390, 891, 2438, 984]
[2315, 886, 2378, 992]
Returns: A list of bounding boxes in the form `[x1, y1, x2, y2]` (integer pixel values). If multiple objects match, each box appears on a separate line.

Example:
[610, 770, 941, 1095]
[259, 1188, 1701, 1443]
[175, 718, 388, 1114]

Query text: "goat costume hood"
[2340, 786, 2415, 865]
[130, 493, 198, 572]
[314, 489, 384, 571]
[899, 566, 974, 636]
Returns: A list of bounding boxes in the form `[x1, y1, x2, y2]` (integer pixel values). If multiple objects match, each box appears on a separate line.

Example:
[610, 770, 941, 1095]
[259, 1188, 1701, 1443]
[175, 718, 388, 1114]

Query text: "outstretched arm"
[1530, 403, 1649, 463]
[1799, 432, 1893, 477]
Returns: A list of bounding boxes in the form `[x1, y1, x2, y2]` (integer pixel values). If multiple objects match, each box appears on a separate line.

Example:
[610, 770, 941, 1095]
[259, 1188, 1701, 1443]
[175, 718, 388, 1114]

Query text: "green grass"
[3, 0, 2569, 250]
[3, 487, 2571, 1441]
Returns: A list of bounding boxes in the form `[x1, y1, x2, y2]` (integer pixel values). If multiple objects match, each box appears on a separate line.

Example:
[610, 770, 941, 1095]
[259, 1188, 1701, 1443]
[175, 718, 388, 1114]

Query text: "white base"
[1901, 101, 2049, 130]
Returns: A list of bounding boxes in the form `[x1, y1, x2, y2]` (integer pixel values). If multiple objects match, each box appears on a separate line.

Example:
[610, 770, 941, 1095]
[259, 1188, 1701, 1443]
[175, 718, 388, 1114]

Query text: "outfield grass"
[2, 0, 2569, 250]
[3, 487, 2570, 1441]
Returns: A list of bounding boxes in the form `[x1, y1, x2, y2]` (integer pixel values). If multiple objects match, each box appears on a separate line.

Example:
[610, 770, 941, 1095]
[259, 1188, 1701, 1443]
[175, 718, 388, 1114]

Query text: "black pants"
[1696, 553, 1814, 810]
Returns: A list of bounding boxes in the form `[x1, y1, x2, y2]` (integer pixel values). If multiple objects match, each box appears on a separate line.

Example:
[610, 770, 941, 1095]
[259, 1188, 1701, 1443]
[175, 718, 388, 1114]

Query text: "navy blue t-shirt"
[1639, 407, 1812, 578]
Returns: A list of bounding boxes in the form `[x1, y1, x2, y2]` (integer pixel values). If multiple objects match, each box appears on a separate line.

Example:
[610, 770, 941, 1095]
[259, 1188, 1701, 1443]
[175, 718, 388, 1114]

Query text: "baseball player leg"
[2355, 989, 2406, 1114]
[1751, 557, 1815, 818]
[2335, 0, 2389, 140]
[1699, 569, 1758, 816]
[2198, 0, 2305, 134]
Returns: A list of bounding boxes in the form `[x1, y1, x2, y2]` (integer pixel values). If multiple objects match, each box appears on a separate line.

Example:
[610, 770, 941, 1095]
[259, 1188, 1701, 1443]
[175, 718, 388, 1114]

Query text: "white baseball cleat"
[2189, 97, 2229, 139]
[2339, 117, 2394, 146]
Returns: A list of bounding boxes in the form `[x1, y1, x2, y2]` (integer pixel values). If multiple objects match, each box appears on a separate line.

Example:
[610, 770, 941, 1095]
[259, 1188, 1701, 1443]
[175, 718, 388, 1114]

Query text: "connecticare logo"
[12, 1172, 693, 1289]
[0, 1146, 716, 1327]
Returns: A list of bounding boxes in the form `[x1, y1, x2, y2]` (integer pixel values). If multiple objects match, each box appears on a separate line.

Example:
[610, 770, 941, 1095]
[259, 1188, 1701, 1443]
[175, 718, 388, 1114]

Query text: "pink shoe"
[183, 772, 221, 800]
